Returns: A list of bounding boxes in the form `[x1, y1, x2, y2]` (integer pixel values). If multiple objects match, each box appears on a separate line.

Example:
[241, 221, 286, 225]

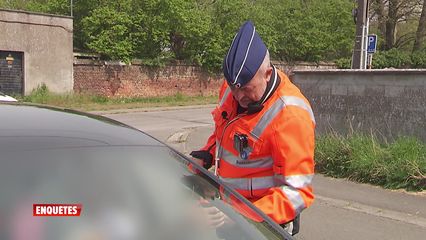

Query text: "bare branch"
[394, 32, 417, 47]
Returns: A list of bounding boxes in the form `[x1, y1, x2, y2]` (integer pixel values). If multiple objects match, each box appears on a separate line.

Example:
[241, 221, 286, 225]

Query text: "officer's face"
[231, 66, 272, 108]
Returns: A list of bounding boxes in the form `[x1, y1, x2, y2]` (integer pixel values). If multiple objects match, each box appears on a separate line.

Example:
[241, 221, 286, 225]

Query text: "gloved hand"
[190, 150, 213, 169]
[199, 198, 225, 228]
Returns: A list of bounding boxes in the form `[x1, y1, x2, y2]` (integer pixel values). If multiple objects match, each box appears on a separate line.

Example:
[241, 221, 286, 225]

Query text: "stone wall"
[290, 69, 426, 142]
[73, 60, 336, 97]
[73, 61, 222, 97]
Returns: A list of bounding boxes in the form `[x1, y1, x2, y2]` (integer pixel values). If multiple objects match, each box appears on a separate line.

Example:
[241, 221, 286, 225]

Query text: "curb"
[89, 104, 216, 115]
[316, 195, 426, 228]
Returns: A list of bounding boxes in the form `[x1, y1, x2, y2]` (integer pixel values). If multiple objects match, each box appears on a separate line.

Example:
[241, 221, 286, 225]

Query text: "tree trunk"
[385, 0, 399, 50]
[413, 0, 426, 51]
[373, 0, 387, 42]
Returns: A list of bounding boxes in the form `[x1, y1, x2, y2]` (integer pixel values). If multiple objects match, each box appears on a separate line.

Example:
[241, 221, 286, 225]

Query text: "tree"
[371, 0, 387, 43]
[81, 1, 134, 61]
[413, 0, 426, 51]
[0, 0, 368, 69]
[370, 0, 423, 50]
[273, 0, 354, 62]
[0, 0, 31, 9]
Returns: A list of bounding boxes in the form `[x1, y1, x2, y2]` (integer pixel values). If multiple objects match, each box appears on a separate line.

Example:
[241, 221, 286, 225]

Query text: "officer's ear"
[264, 66, 273, 82]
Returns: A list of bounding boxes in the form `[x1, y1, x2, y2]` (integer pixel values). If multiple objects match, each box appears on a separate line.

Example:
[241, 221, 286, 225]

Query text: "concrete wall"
[0, 9, 73, 94]
[290, 69, 426, 142]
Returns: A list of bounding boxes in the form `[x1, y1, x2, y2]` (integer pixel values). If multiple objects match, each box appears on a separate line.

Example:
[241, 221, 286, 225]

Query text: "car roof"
[0, 103, 163, 147]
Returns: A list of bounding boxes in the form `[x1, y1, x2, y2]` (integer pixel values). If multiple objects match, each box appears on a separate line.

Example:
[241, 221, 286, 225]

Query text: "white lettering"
[71, 206, 77, 214]
[40, 206, 47, 215]
[34, 204, 80, 216]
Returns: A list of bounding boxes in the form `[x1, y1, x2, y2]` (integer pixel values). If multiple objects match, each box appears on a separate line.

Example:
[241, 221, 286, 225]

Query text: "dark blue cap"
[223, 21, 267, 88]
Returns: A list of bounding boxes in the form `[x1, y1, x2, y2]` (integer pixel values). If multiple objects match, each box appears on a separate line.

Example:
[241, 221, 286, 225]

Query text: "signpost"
[367, 34, 377, 53]
[366, 34, 377, 69]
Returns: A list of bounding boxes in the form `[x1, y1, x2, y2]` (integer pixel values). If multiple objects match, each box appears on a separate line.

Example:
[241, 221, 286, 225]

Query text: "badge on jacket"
[233, 133, 249, 160]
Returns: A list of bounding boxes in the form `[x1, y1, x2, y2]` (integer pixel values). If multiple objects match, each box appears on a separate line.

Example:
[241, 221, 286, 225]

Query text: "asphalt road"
[101, 106, 426, 240]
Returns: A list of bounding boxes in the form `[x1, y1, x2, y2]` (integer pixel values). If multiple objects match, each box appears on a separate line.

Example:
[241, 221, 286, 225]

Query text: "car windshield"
[0, 146, 288, 240]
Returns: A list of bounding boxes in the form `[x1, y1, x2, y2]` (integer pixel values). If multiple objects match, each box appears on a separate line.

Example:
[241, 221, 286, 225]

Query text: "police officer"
[190, 21, 315, 235]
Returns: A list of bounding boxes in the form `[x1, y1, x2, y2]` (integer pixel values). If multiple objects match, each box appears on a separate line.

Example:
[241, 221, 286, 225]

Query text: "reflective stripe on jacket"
[200, 69, 315, 224]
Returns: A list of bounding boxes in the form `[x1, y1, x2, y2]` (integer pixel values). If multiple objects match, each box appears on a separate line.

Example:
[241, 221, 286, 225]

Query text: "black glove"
[190, 150, 213, 169]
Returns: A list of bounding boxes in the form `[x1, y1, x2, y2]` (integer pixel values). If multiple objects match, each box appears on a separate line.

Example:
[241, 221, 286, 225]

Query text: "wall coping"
[73, 58, 338, 67]
[0, 8, 72, 19]
[293, 69, 426, 74]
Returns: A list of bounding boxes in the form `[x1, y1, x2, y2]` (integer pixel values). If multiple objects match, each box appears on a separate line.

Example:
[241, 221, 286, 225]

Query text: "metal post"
[367, 54, 373, 69]
[70, 0, 73, 17]
[363, 16, 370, 69]
[351, 0, 369, 69]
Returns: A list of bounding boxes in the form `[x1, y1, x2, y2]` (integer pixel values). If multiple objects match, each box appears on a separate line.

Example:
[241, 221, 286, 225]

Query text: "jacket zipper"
[214, 113, 247, 175]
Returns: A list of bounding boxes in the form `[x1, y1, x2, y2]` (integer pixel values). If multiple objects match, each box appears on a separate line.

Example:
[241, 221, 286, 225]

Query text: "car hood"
[0, 103, 162, 147]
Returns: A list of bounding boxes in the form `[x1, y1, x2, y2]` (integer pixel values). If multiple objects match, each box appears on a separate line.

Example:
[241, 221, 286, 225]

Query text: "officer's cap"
[223, 21, 267, 88]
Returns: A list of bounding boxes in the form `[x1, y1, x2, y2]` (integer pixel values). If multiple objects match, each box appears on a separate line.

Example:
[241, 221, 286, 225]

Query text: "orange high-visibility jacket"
[200, 68, 315, 224]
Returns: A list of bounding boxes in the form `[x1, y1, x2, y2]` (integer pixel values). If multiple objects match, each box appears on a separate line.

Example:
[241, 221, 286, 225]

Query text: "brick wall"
[73, 60, 336, 97]
[73, 61, 223, 97]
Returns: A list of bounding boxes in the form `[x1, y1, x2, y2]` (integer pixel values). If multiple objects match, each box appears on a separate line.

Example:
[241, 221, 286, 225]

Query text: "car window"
[0, 146, 289, 240]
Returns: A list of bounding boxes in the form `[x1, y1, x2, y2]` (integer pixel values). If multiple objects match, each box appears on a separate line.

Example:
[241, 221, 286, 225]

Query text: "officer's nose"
[232, 89, 244, 102]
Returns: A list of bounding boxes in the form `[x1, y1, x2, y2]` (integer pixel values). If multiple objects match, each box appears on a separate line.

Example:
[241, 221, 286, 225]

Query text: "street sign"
[367, 34, 377, 53]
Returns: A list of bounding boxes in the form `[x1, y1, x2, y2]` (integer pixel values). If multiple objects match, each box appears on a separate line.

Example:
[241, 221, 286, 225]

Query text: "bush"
[335, 58, 352, 69]
[333, 49, 426, 69]
[411, 50, 426, 68]
[315, 133, 426, 191]
[372, 49, 412, 69]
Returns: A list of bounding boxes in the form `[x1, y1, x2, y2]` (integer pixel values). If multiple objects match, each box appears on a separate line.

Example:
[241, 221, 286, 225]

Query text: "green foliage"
[373, 49, 412, 68]
[0, 0, 357, 70]
[273, 0, 354, 62]
[0, 0, 34, 10]
[411, 50, 426, 68]
[315, 133, 426, 191]
[335, 58, 352, 69]
[386, 137, 426, 189]
[23, 83, 50, 103]
[21, 84, 218, 111]
[81, 4, 134, 62]
[336, 49, 426, 69]
[315, 134, 352, 177]
[25, 0, 69, 15]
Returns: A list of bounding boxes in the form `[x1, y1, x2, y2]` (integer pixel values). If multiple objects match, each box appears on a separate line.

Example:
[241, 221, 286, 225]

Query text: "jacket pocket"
[228, 125, 264, 159]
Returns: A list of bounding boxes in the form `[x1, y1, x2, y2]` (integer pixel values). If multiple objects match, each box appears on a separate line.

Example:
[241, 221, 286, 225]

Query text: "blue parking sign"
[367, 35, 377, 53]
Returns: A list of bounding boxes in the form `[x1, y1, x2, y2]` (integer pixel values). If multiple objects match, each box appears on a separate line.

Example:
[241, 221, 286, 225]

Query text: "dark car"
[0, 103, 294, 240]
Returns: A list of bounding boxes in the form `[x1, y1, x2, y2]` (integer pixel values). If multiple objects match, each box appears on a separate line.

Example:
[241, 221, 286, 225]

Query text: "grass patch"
[18, 84, 218, 111]
[315, 133, 426, 191]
